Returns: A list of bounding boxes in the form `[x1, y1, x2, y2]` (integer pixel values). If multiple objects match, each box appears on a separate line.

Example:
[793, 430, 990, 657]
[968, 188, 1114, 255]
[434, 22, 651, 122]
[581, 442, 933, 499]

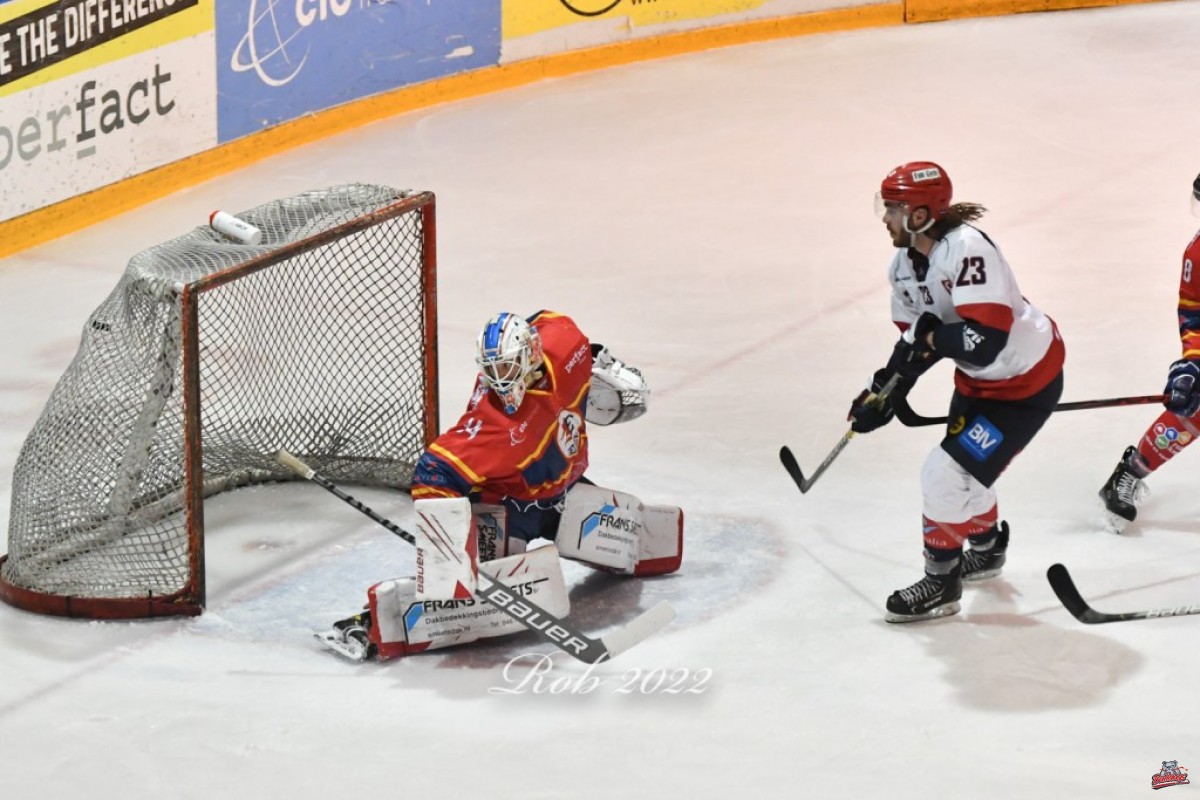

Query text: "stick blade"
[778, 446, 812, 493]
[276, 449, 314, 479]
[597, 600, 676, 660]
[1047, 563, 1106, 624]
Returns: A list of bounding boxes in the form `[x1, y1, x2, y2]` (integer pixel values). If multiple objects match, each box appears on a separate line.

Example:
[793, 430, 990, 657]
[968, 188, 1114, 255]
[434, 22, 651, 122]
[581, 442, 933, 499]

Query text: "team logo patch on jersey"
[958, 415, 1003, 461]
[556, 410, 582, 457]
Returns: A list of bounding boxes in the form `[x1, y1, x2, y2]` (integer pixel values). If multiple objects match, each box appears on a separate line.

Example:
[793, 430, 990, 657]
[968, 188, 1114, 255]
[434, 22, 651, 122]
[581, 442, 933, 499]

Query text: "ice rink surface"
[3, 3, 1200, 796]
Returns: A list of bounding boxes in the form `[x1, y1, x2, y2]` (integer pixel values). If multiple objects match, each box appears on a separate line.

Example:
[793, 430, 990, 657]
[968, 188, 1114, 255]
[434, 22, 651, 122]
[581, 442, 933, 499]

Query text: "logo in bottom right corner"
[1153, 761, 1190, 790]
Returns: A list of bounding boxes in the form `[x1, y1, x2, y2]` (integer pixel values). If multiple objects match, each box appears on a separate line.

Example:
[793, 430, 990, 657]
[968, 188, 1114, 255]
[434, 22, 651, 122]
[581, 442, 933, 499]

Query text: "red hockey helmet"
[879, 162, 953, 228]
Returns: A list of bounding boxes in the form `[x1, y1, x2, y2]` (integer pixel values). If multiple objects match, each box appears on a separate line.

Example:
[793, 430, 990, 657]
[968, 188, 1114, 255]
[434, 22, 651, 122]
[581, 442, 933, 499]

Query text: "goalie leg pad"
[556, 483, 641, 573]
[556, 483, 684, 576]
[368, 545, 570, 661]
[414, 496, 479, 601]
[472, 502, 511, 561]
[635, 504, 684, 576]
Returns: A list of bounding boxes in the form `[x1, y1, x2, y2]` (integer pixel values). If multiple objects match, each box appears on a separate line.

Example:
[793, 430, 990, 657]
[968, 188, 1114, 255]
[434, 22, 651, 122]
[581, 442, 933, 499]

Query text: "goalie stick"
[276, 450, 675, 663]
[894, 393, 1166, 428]
[1046, 563, 1200, 623]
[780, 372, 902, 494]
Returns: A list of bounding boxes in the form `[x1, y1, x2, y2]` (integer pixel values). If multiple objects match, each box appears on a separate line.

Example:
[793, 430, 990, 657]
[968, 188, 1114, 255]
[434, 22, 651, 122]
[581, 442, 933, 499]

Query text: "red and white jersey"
[1178, 229, 1200, 358]
[888, 224, 1064, 400]
[412, 311, 593, 505]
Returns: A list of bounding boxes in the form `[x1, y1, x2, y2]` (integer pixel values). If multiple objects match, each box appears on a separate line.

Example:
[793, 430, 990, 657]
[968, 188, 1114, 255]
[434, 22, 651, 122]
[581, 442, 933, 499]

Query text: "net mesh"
[3, 185, 435, 609]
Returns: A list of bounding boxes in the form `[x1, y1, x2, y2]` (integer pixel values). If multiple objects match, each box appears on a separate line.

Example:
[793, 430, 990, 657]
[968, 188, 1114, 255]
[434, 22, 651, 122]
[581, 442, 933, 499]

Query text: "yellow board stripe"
[904, 0, 1163, 23]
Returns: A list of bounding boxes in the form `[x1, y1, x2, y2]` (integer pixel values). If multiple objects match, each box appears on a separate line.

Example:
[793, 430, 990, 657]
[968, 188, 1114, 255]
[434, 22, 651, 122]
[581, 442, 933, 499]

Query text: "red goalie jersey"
[412, 311, 593, 505]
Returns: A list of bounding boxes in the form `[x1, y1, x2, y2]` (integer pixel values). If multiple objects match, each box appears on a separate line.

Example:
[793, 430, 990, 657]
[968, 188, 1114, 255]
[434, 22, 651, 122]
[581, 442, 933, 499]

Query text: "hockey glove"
[849, 369, 910, 433]
[1165, 358, 1200, 418]
[891, 312, 942, 380]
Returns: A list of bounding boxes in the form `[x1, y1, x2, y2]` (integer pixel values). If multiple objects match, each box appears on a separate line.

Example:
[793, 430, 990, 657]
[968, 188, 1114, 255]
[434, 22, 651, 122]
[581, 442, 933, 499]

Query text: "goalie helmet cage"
[0, 185, 439, 619]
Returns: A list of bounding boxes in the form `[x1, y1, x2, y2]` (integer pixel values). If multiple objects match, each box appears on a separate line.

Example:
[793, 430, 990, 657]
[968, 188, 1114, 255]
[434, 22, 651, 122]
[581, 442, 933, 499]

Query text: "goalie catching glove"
[555, 482, 683, 577]
[586, 344, 650, 426]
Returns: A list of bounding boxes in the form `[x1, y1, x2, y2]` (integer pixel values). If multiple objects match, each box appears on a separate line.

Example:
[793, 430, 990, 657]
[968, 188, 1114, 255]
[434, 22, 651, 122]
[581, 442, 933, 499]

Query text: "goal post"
[0, 185, 439, 619]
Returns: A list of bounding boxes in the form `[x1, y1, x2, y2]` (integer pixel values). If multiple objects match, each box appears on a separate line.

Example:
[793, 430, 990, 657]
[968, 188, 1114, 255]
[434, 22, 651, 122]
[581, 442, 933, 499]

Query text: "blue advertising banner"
[215, 0, 500, 142]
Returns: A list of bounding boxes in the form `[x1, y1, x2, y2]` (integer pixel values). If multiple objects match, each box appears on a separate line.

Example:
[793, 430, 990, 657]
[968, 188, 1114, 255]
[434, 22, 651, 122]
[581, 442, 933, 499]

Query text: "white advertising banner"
[0, 33, 216, 220]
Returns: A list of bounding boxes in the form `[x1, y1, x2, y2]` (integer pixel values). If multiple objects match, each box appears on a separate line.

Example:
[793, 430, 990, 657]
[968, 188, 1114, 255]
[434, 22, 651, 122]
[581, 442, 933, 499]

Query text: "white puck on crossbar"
[209, 210, 263, 245]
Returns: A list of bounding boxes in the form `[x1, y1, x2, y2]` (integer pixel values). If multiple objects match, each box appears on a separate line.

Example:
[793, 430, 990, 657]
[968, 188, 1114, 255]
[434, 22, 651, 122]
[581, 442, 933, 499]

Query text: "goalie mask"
[476, 312, 544, 415]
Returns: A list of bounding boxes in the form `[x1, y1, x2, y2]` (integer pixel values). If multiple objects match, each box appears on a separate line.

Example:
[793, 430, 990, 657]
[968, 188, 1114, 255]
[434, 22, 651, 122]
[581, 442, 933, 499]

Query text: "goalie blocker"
[323, 483, 683, 661]
[413, 496, 479, 600]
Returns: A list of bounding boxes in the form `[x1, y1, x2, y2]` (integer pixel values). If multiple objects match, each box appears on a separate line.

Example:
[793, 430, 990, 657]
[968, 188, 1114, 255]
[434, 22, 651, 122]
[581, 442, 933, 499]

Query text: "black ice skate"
[1099, 446, 1150, 534]
[961, 521, 1009, 583]
[885, 571, 962, 623]
[315, 611, 376, 662]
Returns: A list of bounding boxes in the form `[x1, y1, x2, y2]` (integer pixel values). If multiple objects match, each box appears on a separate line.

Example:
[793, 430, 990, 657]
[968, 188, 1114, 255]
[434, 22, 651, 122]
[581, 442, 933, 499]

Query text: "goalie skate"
[315, 613, 375, 662]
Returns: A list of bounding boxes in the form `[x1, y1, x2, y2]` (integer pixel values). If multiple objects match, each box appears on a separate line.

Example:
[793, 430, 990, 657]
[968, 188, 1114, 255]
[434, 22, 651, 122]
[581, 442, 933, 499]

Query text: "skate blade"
[963, 568, 1002, 583]
[314, 630, 369, 662]
[1100, 510, 1132, 535]
[884, 601, 961, 624]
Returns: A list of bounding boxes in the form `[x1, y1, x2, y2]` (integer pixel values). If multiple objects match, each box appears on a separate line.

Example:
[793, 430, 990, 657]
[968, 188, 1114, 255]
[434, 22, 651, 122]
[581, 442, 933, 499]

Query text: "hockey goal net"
[0, 185, 438, 618]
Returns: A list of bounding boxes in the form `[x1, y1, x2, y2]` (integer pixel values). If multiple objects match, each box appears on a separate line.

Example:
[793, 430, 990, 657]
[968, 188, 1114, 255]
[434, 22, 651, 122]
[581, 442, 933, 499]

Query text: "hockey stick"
[779, 372, 902, 494]
[1046, 563, 1200, 623]
[277, 450, 675, 663]
[894, 393, 1167, 428]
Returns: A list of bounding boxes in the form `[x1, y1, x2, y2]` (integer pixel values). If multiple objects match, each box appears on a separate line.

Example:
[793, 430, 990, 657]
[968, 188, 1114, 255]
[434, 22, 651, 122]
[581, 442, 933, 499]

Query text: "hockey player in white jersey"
[848, 161, 1065, 622]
